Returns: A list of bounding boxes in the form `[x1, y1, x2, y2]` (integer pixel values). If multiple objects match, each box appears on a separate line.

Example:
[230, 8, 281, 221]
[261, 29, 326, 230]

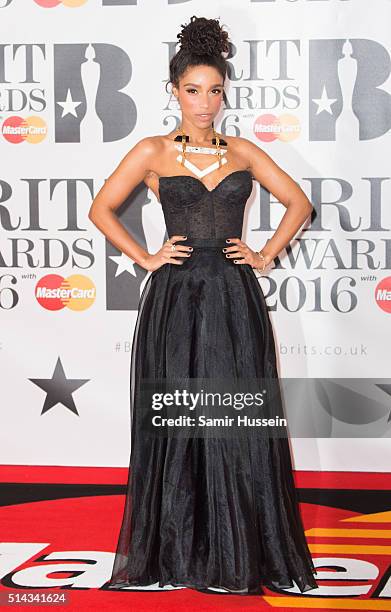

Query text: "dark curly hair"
[166, 15, 230, 93]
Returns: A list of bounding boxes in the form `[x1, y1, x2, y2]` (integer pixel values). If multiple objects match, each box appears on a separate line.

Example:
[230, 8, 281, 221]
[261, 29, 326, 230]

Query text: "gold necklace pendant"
[175, 154, 228, 178]
[176, 125, 227, 171]
[173, 143, 227, 155]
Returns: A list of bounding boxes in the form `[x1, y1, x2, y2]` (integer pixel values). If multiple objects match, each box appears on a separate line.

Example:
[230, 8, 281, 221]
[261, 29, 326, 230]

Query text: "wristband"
[256, 250, 267, 271]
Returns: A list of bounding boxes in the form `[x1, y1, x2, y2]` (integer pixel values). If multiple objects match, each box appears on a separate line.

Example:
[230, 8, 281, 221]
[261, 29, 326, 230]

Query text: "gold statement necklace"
[173, 125, 228, 178]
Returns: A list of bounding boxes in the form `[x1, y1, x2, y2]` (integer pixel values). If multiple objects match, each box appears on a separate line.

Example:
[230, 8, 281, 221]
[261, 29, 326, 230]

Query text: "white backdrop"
[1, 0, 390, 470]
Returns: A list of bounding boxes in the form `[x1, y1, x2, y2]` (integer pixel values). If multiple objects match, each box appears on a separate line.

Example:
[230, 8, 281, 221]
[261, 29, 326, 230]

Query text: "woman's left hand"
[222, 237, 273, 270]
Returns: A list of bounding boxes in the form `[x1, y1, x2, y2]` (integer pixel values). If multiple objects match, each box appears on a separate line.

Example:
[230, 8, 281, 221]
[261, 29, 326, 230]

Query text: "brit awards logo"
[309, 39, 391, 141]
[0, 43, 137, 143]
[54, 43, 137, 143]
[251, 38, 391, 143]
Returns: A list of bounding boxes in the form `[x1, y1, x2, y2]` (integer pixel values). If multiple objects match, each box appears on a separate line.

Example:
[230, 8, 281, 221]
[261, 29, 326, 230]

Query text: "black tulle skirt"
[107, 237, 318, 595]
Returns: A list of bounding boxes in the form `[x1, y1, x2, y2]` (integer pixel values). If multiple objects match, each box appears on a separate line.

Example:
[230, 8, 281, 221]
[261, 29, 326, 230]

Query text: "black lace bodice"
[158, 169, 253, 239]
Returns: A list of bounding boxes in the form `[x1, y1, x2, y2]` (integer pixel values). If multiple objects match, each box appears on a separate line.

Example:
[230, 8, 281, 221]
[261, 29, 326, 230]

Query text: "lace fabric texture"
[107, 170, 319, 595]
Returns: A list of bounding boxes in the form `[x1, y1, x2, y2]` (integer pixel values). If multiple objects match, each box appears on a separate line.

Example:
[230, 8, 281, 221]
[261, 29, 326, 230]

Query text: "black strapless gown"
[107, 170, 318, 595]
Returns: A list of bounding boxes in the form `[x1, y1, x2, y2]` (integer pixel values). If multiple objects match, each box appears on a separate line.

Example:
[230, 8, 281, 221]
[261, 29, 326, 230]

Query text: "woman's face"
[172, 64, 224, 129]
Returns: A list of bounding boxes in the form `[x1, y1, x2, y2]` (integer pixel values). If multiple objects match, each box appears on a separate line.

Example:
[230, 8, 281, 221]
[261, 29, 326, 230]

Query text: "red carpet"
[0, 466, 390, 610]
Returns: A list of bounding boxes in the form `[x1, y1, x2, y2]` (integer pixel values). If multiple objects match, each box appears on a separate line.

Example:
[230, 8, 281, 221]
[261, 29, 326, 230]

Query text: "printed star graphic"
[312, 85, 338, 115]
[57, 89, 82, 118]
[109, 253, 137, 277]
[29, 357, 89, 416]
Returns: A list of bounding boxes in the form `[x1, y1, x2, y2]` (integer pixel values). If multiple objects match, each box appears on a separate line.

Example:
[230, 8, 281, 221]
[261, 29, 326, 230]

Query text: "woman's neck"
[178, 122, 215, 145]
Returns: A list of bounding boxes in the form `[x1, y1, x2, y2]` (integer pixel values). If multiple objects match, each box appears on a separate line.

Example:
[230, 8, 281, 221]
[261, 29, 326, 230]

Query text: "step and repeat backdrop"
[1, 0, 390, 470]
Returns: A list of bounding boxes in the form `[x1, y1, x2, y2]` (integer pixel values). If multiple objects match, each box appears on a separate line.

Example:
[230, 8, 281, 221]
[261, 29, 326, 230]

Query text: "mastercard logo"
[33, 0, 88, 6]
[375, 276, 391, 313]
[2, 116, 47, 144]
[253, 113, 300, 143]
[35, 274, 96, 311]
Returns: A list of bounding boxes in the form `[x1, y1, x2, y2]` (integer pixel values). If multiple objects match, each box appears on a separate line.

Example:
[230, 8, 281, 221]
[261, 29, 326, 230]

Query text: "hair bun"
[177, 15, 229, 57]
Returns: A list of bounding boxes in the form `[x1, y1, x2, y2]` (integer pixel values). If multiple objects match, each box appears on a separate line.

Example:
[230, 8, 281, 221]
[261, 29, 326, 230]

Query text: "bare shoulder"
[218, 134, 272, 172]
[113, 135, 170, 183]
[125, 135, 165, 159]
[224, 134, 271, 165]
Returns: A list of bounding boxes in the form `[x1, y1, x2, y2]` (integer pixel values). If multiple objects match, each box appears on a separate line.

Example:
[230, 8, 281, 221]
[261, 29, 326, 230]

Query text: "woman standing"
[89, 15, 318, 596]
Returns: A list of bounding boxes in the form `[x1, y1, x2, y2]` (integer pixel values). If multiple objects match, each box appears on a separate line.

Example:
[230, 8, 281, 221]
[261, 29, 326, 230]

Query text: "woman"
[89, 15, 318, 596]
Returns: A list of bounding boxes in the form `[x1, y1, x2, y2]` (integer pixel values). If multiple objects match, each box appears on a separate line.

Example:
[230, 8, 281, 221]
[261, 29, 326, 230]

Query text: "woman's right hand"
[142, 235, 193, 272]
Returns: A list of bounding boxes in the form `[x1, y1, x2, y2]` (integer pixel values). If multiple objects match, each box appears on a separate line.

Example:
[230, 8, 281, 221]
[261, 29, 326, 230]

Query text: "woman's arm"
[240, 138, 313, 266]
[88, 137, 160, 269]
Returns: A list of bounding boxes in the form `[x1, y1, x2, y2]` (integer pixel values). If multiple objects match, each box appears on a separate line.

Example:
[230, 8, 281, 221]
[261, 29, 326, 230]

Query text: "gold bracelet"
[256, 250, 266, 271]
